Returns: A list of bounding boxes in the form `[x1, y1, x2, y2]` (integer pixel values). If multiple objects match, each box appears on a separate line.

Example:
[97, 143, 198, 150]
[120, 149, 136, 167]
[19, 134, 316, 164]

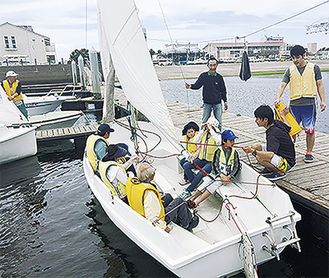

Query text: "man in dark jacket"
[185, 57, 228, 131]
[243, 105, 295, 181]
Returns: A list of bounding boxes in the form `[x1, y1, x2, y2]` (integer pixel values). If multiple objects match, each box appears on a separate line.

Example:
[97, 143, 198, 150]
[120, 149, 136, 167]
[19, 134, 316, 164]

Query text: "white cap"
[6, 71, 18, 77]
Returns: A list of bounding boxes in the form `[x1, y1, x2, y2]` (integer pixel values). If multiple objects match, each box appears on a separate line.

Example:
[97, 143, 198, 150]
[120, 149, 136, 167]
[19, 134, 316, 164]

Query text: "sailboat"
[0, 87, 37, 165]
[83, 1, 301, 277]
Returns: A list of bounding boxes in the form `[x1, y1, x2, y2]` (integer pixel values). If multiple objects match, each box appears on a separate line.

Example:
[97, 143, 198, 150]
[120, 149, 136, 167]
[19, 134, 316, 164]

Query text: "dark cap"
[222, 130, 238, 140]
[182, 121, 199, 136]
[97, 124, 114, 136]
[117, 143, 131, 156]
[104, 144, 127, 160]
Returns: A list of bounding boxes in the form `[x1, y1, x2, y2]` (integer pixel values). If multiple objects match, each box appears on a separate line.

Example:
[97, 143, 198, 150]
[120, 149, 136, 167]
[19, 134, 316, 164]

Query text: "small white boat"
[29, 110, 83, 130]
[24, 94, 76, 116]
[0, 88, 37, 165]
[83, 1, 302, 277]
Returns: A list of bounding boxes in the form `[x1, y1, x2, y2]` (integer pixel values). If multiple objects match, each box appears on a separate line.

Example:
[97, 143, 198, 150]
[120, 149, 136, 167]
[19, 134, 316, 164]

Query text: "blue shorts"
[290, 105, 316, 134]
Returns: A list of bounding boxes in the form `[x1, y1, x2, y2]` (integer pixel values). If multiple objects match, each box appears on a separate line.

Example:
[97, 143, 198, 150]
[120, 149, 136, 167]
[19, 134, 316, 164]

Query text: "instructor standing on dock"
[275, 45, 326, 163]
[185, 57, 228, 131]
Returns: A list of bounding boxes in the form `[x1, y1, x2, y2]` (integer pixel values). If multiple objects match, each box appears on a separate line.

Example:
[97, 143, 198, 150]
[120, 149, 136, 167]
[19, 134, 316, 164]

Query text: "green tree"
[68, 48, 90, 64]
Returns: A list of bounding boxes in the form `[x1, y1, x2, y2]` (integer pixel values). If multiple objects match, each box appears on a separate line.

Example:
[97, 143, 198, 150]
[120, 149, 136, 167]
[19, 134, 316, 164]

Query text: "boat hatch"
[262, 211, 301, 260]
[242, 233, 258, 278]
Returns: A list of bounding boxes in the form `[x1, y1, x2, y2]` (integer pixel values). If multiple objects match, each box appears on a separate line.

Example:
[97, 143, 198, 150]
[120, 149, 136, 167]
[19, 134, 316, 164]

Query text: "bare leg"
[190, 190, 202, 202]
[195, 190, 211, 207]
[306, 133, 315, 155]
[255, 151, 284, 175]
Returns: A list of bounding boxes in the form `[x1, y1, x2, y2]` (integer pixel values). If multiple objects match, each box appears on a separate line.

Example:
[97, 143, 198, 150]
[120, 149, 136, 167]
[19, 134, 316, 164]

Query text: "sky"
[1, 0, 328, 62]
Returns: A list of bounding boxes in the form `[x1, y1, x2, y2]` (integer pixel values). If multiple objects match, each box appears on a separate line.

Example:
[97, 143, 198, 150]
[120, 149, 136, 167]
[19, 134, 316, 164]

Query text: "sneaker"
[187, 215, 199, 232]
[179, 178, 189, 186]
[257, 167, 273, 176]
[187, 200, 196, 209]
[304, 154, 314, 163]
[267, 172, 286, 181]
[179, 189, 191, 200]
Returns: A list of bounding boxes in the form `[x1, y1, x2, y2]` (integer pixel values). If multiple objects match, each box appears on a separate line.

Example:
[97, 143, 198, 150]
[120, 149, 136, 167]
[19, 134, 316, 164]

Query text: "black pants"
[162, 194, 192, 228]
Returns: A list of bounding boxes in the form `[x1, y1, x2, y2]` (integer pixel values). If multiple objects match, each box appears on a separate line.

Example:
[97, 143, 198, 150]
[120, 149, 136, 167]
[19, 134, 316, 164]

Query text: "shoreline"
[154, 60, 329, 80]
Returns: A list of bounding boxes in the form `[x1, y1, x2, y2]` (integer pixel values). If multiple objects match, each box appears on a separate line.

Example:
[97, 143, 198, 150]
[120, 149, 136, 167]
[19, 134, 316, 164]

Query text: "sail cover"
[97, 0, 179, 142]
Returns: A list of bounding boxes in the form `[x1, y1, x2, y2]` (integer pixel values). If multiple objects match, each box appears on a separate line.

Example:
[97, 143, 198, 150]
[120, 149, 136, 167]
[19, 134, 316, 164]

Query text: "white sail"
[0, 87, 27, 125]
[96, 0, 178, 142]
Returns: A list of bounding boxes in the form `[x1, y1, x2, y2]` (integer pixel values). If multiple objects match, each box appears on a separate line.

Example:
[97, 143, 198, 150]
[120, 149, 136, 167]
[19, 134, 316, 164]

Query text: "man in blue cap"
[86, 123, 114, 172]
[187, 130, 241, 208]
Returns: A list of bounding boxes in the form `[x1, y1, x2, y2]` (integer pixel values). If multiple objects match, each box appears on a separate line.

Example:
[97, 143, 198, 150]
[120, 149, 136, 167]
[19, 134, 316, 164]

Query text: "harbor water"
[1, 74, 328, 277]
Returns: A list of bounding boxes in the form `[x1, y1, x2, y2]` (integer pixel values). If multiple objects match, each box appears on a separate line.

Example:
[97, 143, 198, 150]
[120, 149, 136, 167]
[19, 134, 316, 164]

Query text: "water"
[160, 72, 329, 134]
[1, 74, 329, 277]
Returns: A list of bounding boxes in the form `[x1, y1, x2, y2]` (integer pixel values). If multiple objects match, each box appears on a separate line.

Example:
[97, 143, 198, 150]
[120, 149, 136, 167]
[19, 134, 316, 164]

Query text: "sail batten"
[97, 0, 179, 142]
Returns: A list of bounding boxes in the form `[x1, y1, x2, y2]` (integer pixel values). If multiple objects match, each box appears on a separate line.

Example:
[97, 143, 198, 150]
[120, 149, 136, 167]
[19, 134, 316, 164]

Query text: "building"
[307, 42, 318, 54]
[0, 22, 56, 66]
[161, 42, 204, 63]
[203, 36, 291, 61]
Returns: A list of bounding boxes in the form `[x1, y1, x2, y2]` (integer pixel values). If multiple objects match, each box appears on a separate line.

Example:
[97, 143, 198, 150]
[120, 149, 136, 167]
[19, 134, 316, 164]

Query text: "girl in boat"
[179, 121, 201, 185]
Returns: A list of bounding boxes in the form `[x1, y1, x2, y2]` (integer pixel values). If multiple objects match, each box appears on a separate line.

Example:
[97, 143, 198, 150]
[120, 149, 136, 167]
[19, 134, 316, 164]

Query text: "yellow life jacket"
[198, 132, 217, 162]
[85, 134, 109, 172]
[183, 131, 199, 155]
[126, 177, 165, 218]
[289, 63, 317, 101]
[2, 80, 23, 101]
[99, 160, 127, 198]
[217, 147, 236, 176]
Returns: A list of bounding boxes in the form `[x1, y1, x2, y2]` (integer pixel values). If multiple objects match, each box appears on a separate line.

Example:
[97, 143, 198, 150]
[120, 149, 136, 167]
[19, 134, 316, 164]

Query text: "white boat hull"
[29, 111, 82, 130]
[24, 95, 76, 116]
[83, 121, 301, 278]
[0, 124, 37, 165]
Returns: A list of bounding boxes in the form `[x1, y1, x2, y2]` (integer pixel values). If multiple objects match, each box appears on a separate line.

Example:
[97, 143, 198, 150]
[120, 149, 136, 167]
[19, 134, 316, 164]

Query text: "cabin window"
[11, 36, 16, 48]
[4, 36, 9, 48]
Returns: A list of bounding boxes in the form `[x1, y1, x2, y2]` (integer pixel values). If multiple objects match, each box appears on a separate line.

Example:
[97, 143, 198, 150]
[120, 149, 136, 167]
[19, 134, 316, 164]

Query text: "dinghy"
[83, 1, 301, 277]
[0, 87, 37, 165]
[24, 94, 76, 116]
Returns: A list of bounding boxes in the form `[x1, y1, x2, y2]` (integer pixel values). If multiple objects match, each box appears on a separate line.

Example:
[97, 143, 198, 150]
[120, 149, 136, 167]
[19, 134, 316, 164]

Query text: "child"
[187, 130, 241, 208]
[179, 121, 200, 185]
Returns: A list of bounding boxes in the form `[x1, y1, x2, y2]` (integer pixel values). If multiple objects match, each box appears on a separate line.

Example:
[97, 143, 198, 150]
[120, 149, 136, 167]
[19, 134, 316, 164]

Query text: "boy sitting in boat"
[187, 130, 241, 208]
[179, 121, 201, 185]
[86, 123, 114, 172]
[243, 105, 296, 181]
[180, 117, 222, 200]
[126, 163, 199, 233]
[99, 144, 138, 203]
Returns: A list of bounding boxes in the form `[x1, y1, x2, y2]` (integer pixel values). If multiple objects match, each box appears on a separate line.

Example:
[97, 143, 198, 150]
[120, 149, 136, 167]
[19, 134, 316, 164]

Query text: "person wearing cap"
[180, 117, 222, 200]
[243, 105, 295, 181]
[99, 144, 139, 203]
[1, 70, 28, 119]
[126, 163, 199, 233]
[185, 57, 228, 131]
[85, 123, 114, 172]
[179, 121, 201, 185]
[187, 130, 241, 208]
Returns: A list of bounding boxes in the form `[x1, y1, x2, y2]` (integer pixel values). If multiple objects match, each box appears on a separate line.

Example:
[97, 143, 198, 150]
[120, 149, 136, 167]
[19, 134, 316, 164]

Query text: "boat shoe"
[187, 215, 199, 232]
[257, 167, 272, 176]
[267, 172, 286, 181]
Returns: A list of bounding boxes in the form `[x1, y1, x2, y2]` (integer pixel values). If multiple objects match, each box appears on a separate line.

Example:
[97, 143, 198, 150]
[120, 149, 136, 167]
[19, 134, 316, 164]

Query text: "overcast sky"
[1, 0, 328, 61]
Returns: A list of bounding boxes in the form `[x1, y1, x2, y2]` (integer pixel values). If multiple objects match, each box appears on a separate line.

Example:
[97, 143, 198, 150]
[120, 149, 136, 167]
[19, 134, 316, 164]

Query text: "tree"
[68, 48, 90, 64]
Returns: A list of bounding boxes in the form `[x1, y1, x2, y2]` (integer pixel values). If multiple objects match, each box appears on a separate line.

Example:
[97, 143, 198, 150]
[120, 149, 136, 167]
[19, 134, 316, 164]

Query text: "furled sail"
[96, 0, 179, 142]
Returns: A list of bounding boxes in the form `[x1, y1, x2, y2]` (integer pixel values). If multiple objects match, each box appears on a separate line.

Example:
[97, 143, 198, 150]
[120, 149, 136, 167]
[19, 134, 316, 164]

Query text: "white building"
[0, 22, 56, 66]
[307, 42, 318, 54]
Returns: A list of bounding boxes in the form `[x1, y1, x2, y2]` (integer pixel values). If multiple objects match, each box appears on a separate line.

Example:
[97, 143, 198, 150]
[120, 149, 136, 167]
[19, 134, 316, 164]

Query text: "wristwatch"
[252, 149, 257, 156]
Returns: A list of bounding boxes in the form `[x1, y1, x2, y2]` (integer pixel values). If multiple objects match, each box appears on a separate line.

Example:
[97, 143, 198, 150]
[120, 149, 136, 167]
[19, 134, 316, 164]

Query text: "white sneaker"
[179, 178, 189, 186]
